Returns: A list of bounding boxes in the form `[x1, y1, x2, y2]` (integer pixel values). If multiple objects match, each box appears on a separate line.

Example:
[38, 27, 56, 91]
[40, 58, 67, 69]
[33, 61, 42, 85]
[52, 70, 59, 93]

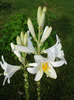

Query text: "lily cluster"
[0, 6, 67, 85]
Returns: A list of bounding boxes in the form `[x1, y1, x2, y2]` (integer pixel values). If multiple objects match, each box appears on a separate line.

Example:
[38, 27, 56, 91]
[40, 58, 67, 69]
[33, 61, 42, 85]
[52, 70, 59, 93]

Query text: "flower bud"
[39, 12, 45, 30]
[16, 36, 21, 45]
[40, 26, 52, 43]
[24, 32, 28, 46]
[19, 57, 25, 64]
[42, 6, 47, 13]
[20, 31, 24, 44]
[37, 6, 42, 25]
[27, 18, 36, 39]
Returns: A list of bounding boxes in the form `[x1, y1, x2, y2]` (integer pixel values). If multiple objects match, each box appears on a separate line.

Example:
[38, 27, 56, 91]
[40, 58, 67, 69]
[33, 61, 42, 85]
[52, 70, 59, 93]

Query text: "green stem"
[36, 27, 42, 100]
[23, 68, 29, 100]
[37, 27, 41, 54]
[36, 81, 41, 100]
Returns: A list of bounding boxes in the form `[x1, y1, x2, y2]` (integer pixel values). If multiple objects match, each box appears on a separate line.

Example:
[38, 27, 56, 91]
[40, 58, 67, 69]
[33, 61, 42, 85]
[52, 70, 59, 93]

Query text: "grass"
[0, 0, 74, 100]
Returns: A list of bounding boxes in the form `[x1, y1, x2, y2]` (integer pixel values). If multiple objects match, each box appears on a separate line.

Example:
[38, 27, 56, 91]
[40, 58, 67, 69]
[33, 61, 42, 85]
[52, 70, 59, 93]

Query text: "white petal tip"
[10, 43, 14, 50]
[65, 61, 67, 65]
[34, 78, 40, 81]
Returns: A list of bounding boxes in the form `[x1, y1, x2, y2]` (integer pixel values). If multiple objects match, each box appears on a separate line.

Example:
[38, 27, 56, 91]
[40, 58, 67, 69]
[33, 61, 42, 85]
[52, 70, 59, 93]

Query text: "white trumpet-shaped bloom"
[0, 56, 21, 85]
[27, 54, 66, 81]
[11, 31, 35, 54]
[43, 35, 67, 64]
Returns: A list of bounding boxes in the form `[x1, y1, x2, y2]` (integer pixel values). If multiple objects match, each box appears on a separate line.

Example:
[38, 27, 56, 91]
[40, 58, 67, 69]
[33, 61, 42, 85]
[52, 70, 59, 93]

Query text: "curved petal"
[28, 63, 38, 67]
[34, 69, 43, 81]
[60, 57, 67, 65]
[28, 31, 35, 50]
[3, 76, 8, 85]
[1, 55, 5, 63]
[57, 50, 64, 58]
[7, 78, 10, 84]
[11, 43, 35, 53]
[6, 64, 20, 78]
[50, 60, 65, 67]
[27, 67, 39, 74]
[8, 67, 20, 78]
[34, 55, 46, 65]
[45, 66, 57, 79]
[13, 50, 21, 57]
[0, 62, 7, 70]
[47, 50, 55, 61]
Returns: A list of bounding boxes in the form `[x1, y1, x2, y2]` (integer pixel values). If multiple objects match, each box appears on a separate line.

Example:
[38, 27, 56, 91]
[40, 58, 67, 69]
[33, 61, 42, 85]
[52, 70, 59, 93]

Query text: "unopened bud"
[42, 6, 47, 13]
[27, 18, 36, 39]
[24, 32, 28, 46]
[20, 31, 24, 44]
[39, 12, 45, 30]
[40, 26, 52, 43]
[16, 36, 21, 45]
[19, 57, 25, 65]
[37, 6, 42, 25]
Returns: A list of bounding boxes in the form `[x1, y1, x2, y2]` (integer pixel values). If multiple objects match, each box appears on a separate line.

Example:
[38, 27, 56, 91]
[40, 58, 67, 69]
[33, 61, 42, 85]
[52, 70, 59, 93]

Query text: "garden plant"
[0, 6, 67, 100]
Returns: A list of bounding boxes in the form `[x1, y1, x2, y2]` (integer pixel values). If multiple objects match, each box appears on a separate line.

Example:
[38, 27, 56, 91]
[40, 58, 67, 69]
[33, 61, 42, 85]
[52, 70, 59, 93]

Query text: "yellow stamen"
[5, 72, 7, 74]
[42, 62, 50, 72]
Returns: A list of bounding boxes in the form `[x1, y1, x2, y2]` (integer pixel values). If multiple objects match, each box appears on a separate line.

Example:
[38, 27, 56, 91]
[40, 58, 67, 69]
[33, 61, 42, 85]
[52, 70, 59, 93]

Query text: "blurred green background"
[0, 0, 74, 100]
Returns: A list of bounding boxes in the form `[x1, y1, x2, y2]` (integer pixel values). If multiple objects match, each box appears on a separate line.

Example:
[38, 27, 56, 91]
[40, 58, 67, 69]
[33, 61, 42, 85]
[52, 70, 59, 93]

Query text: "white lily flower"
[43, 35, 67, 64]
[0, 56, 21, 85]
[40, 26, 52, 43]
[27, 54, 65, 81]
[11, 31, 35, 54]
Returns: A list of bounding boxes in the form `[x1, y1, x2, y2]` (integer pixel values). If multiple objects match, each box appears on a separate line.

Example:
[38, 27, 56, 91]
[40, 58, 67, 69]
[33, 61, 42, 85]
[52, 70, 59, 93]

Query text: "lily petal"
[0, 56, 7, 70]
[29, 63, 38, 67]
[34, 69, 43, 81]
[27, 67, 39, 74]
[27, 31, 35, 50]
[13, 50, 21, 57]
[46, 65, 57, 79]
[7, 78, 10, 84]
[11, 43, 35, 53]
[34, 55, 46, 65]
[3, 76, 8, 85]
[50, 60, 65, 67]
[6, 64, 20, 78]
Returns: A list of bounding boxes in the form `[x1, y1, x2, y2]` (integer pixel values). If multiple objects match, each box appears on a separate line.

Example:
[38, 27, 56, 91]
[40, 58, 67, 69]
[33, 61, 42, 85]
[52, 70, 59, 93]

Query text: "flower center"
[42, 62, 49, 72]
[4, 71, 7, 75]
[5, 72, 6, 74]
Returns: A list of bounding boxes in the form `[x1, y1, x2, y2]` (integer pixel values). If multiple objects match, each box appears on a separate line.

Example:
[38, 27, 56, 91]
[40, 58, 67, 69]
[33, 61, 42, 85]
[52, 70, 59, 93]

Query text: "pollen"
[42, 62, 50, 72]
[5, 72, 7, 74]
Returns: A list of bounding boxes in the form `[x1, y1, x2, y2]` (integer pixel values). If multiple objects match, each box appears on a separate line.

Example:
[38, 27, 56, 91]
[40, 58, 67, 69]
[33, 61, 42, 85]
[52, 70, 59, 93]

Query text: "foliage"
[0, 0, 12, 9]
[0, 11, 57, 55]
[0, 0, 73, 100]
[1, 14, 28, 53]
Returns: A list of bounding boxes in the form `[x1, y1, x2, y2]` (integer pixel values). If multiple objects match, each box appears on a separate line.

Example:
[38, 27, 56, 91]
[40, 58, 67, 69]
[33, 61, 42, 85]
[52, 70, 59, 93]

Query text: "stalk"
[36, 81, 41, 100]
[36, 27, 41, 100]
[23, 68, 29, 100]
